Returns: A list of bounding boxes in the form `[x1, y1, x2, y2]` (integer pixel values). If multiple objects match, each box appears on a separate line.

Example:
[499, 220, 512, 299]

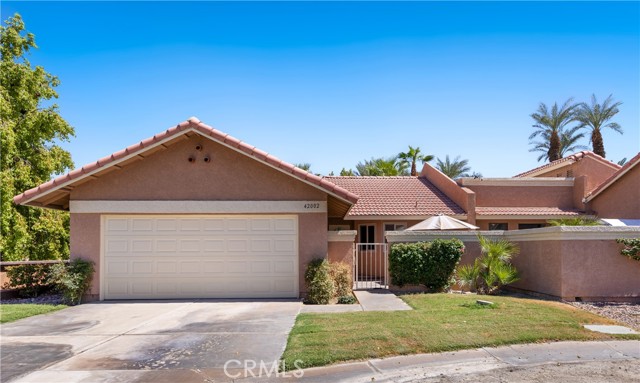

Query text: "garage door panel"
[104, 215, 298, 299]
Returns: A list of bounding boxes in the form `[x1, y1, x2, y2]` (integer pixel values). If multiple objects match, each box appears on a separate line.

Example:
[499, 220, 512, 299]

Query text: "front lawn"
[282, 294, 640, 369]
[0, 304, 66, 324]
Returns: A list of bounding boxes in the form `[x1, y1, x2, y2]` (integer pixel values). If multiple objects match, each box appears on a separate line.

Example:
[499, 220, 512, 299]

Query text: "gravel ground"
[565, 301, 640, 331]
[0, 293, 64, 305]
[416, 359, 640, 383]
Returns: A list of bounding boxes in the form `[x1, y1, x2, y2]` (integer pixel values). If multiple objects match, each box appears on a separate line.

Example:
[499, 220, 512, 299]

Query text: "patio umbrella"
[406, 214, 479, 231]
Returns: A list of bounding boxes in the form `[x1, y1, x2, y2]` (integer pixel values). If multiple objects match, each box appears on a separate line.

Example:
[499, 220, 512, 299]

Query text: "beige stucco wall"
[559, 239, 640, 300]
[510, 240, 564, 297]
[70, 213, 101, 301]
[328, 241, 354, 267]
[535, 156, 618, 195]
[420, 164, 475, 222]
[468, 185, 574, 208]
[589, 164, 640, 219]
[386, 227, 640, 301]
[69, 134, 331, 299]
[71, 135, 327, 201]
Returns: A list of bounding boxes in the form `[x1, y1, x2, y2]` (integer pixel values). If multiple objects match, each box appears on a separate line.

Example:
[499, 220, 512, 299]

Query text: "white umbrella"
[406, 214, 479, 231]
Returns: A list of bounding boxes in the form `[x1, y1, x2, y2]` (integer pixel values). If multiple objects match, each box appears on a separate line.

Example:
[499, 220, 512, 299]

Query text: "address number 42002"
[303, 203, 321, 209]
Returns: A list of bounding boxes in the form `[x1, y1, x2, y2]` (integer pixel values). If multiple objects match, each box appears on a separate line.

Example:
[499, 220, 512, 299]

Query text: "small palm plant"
[547, 216, 601, 226]
[456, 235, 520, 295]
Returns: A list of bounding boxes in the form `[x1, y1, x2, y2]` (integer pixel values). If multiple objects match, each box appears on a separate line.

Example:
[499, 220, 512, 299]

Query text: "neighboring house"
[584, 152, 640, 219]
[13, 118, 638, 300]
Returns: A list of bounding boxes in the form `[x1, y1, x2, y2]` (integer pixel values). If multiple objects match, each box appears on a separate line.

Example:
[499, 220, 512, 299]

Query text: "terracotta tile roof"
[514, 151, 620, 178]
[476, 207, 583, 216]
[584, 151, 640, 203]
[14, 117, 359, 207]
[324, 176, 465, 218]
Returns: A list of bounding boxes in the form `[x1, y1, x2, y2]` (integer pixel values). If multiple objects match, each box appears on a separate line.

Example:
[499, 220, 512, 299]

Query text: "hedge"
[389, 239, 465, 291]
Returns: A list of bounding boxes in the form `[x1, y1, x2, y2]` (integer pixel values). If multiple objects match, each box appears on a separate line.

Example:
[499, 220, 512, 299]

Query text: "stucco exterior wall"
[70, 213, 101, 301]
[559, 239, 640, 300]
[468, 185, 574, 208]
[298, 213, 328, 296]
[71, 135, 327, 201]
[589, 164, 640, 219]
[510, 240, 564, 297]
[535, 156, 618, 195]
[420, 164, 475, 222]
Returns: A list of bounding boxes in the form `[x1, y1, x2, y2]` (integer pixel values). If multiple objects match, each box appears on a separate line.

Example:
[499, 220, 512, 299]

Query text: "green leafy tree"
[575, 94, 623, 158]
[355, 156, 409, 176]
[398, 145, 434, 176]
[294, 163, 311, 171]
[529, 125, 588, 162]
[435, 155, 471, 179]
[339, 168, 355, 176]
[529, 99, 578, 162]
[1, 14, 75, 261]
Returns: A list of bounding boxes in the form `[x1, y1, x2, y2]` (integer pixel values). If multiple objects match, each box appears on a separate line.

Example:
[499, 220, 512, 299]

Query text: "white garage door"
[103, 215, 298, 299]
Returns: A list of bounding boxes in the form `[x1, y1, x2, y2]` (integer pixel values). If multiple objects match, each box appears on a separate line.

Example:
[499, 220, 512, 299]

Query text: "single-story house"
[13, 118, 640, 301]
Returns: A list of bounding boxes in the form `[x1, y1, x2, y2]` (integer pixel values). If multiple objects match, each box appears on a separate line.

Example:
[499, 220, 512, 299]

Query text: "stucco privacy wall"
[328, 231, 356, 269]
[69, 134, 331, 299]
[386, 227, 640, 301]
[589, 163, 640, 219]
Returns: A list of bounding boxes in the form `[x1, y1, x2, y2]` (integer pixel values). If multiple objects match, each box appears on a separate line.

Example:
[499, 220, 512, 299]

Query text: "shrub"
[389, 239, 464, 291]
[329, 261, 352, 297]
[337, 295, 357, 304]
[456, 235, 519, 295]
[617, 238, 640, 261]
[3, 264, 55, 297]
[547, 216, 601, 226]
[304, 259, 335, 304]
[48, 258, 95, 305]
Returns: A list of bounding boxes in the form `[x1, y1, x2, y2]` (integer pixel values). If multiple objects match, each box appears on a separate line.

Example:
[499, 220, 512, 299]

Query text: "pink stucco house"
[13, 118, 640, 301]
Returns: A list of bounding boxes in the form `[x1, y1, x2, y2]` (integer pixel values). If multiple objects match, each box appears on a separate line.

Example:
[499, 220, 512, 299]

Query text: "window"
[358, 224, 376, 250]
[518, 223, 544, 230]
[384, 223, 406, 243]
[488, 223, 508, 231]
[384, 223, 406, 233]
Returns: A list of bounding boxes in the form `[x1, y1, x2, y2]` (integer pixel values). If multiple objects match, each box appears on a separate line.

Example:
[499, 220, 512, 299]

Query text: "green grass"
[0, 304, 67, 324]
[282, 294, 640, 369]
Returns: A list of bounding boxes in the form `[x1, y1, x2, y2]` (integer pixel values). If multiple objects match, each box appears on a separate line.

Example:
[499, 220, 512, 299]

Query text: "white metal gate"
[354, 243, 389, 289]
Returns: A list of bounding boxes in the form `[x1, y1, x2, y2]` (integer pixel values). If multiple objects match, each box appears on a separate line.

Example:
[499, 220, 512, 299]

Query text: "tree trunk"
[548, 130, 561, 162]
[591, 129, 606, 158]
[411, 162, 417, 176]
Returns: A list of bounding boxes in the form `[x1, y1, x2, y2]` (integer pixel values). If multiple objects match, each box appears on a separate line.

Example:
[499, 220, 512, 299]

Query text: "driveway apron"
[1, 300, 302, 382]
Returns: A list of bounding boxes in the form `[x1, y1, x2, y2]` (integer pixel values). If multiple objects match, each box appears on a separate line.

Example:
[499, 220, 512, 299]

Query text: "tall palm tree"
[529, 98, 578, 162]
[435, 155, 471, 179]
[355, 156, 409, 176]
[575, 94, 623, 158]
[398, 146, 434, 176]
[529, 125, 588, 162]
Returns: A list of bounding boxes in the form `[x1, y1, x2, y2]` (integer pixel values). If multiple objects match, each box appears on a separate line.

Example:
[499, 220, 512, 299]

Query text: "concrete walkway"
[300, 289, 412, 313]
[241, 340, 640, 382]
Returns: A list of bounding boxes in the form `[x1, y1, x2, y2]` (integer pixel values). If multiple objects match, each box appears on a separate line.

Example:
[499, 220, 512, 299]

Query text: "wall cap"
[328, 230, 357, 242]
[386, 226, 640, 242]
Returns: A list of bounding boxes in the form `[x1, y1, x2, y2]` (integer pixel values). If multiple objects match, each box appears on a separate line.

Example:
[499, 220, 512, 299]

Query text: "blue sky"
[3, 1, 639, 177]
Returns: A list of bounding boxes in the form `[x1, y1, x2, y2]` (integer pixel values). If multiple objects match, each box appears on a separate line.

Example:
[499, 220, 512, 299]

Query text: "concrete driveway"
[1, 300, 302, 382]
